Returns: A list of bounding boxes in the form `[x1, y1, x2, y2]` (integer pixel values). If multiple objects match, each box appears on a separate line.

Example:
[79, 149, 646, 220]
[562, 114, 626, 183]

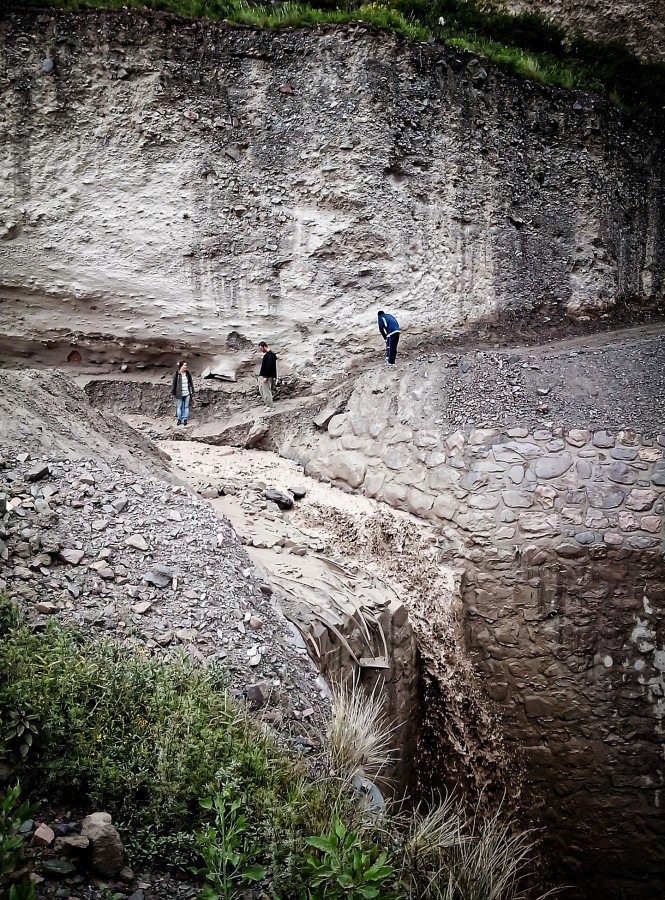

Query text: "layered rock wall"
[1, 10, 663, 369]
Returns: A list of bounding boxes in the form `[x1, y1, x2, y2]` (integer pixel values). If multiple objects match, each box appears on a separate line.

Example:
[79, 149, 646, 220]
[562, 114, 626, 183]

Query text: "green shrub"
[0, 601, 552, 899]
[0, 612, 305, 864]
[0, 783, 38, 899]
[193, 791, 266, 900]
[305, 815, 393, 899]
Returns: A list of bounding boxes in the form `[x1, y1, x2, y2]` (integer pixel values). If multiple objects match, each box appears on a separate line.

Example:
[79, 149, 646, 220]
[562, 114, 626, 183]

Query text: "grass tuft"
[326, 680, 396, 783]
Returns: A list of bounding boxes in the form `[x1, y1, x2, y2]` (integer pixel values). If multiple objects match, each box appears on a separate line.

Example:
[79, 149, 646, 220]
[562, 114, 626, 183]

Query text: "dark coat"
[259, 350, 277, 379]
[378, 312, 400, 339]
[171, 370, 195, 399]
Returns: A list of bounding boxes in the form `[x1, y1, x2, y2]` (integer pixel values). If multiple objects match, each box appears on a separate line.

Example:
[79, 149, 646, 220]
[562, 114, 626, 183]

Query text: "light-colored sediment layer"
[1, 11, 663, 371]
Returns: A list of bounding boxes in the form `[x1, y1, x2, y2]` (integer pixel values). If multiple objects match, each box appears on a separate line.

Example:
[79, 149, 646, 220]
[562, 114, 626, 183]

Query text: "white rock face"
[0, 11, 663, 368]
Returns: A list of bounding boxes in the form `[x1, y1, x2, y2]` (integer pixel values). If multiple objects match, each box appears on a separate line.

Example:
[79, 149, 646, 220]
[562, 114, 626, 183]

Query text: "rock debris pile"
[0, 447, 327, 727]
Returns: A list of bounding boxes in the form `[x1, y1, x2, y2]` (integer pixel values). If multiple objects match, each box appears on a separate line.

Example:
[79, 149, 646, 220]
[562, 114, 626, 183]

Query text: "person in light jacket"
[378, 310, 400, 366]
[171, 361, 195, 427]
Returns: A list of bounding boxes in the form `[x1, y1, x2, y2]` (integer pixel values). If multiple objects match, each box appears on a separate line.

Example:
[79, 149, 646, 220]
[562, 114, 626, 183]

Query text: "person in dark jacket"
[378, 310, 400, 366]
[258, 341, 277, 407]
[171, 360, 195, 427]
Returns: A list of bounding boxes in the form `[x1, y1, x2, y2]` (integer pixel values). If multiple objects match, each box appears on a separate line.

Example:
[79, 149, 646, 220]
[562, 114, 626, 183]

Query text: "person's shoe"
[176, 420, 182, 426]
[183, 420, 188, 427]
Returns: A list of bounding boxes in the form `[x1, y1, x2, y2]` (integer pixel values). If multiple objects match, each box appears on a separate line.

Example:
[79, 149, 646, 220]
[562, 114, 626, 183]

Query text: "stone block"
[81, 812, 123, 876]
[639, 516, 661, 533]
[414, 430, 440, 450]
[468, 493, 499, 510]
[576, 460, 592, 479]
[327, 415, 347, 439]
[362, 470, 385, 497]
[460, 472, 488, 491]
[54, 834, 90, 855]
[610, 448, 638, 460]
[407, 489, 434, 516]
[432, 495, 458, 520]
[535, 453, 573, 479]
[506, 465, 525, 484]
[505, 441, 542, 459]
[327, 451, 366, 488]
[379, 483, 407, 507]
[395, 465, 426, 487]
[426, 450, 447, 468]
[340, 433, 364, 451]
[445, 431, 465, 452]
[502, 490, 533, 509]
[625, 489, 657, 511]
[534, 485, 557, 508]
[484, 679, 509, 701]
[629, 535, 659, 549]
[593, 430, 615, 448]
[585, 509, 609, 529]
[32, 823, 55, 847]
[493, 447, 526, 464]
[561, 507, 584, 525]
[556, 542, 585, 558]
[618, 511, 638, 531]
[382, 446, 412, 470]
[520, 514, 559, 536]
[428, 466, 462, 492]
[607, 462, 637, 485]
[586, 485, 625, 509]
[566, 429, 590, 447]
[523, 695, 556, 718]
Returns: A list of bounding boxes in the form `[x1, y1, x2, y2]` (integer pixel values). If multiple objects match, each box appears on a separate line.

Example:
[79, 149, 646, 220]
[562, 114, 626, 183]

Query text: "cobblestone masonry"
[292, 373, 665, 899]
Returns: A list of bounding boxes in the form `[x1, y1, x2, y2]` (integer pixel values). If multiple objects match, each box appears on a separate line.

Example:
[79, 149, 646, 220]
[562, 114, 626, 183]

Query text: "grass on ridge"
[9, 0, 665, 120]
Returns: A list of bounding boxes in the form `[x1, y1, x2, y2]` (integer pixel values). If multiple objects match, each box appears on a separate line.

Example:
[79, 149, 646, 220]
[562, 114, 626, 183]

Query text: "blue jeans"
[176, 395, 190, 423]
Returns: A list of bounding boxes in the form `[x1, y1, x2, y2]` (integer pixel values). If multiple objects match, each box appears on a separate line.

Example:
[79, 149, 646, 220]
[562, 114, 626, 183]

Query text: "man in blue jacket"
[378, 310, 400, 366]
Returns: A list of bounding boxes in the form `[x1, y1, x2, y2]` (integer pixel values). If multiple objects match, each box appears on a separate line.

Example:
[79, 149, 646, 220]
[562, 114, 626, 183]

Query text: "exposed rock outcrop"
[0, 10, 663, 373]
[505, 0, 665, 61]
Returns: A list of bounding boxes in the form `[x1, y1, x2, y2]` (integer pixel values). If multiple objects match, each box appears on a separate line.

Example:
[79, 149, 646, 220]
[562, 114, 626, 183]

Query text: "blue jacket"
[378, 312, 400, 339]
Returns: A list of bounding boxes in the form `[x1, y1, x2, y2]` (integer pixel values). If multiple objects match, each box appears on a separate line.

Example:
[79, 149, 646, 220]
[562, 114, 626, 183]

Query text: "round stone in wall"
[607, 462, 637, 485]
[41, 58, 53, 73]
[534, 453, 573, 479]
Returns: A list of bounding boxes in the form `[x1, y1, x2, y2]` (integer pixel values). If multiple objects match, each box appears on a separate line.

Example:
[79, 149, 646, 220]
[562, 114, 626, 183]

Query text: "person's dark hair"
[378, 310, 384, 315]
[259, 341, 268, 349]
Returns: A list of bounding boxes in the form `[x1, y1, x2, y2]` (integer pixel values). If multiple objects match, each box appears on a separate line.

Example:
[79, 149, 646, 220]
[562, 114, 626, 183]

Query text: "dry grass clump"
[326, 680, 396, 783]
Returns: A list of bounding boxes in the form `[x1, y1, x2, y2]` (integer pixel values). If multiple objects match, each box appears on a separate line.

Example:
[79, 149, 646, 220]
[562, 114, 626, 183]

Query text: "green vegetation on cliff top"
[10, 0, 665, 122]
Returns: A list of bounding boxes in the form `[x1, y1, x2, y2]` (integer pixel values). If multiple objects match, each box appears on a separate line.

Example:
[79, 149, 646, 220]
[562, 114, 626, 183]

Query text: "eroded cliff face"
[505, 0, 665, 62]
[0, 10, 663, 371]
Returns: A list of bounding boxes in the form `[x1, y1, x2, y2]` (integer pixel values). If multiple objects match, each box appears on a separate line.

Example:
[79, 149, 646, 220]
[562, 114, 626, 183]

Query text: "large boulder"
[81, 812, 124, 876]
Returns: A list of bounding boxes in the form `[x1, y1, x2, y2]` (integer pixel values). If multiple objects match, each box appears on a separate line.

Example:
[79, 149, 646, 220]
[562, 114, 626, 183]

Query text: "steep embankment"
[504, 0, 665, 61]
[0, 8, 663, 377]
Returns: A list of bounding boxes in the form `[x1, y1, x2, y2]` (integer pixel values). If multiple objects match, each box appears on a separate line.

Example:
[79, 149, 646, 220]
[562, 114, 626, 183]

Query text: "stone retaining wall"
[291, 372, 665, 898]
